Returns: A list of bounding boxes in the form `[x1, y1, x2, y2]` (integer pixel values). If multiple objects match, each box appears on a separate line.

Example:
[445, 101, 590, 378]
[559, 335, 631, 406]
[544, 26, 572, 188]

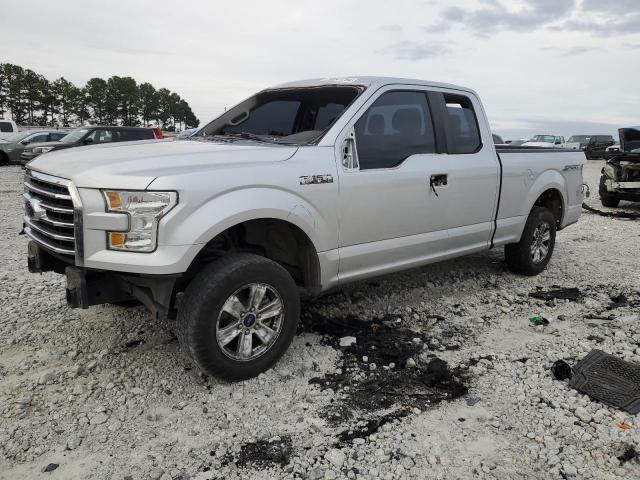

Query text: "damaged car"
[600, 127, 640, 207]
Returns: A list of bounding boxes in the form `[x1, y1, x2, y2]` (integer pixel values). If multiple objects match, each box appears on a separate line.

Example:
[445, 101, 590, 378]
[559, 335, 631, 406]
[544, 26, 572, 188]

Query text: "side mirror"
[20, 140, 30, 145]
[83, 138, 94, 145]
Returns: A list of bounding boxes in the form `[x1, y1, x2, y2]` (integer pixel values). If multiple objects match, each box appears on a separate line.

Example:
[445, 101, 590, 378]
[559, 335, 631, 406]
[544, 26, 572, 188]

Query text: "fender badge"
[300, 174, 334, 185]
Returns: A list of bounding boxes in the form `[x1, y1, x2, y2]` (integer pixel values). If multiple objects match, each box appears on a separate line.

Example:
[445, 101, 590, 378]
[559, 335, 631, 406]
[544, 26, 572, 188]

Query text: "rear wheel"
[0, 152, 8, 166]
[599, 175, 620, 208]
[505, 207, 556, 276]
[176, 253, 299, 380]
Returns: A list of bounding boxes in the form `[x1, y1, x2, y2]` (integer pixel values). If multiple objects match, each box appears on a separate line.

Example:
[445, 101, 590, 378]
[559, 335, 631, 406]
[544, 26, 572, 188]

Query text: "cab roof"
[269, 76, 477, 96]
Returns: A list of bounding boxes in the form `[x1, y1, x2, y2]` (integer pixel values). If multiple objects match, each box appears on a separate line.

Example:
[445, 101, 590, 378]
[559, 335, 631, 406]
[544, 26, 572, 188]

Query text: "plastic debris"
[617, 422, 633, 430]
[551, 360, 572, 380]
[529, 315, 550, 326]
[338, 336, 356, 347]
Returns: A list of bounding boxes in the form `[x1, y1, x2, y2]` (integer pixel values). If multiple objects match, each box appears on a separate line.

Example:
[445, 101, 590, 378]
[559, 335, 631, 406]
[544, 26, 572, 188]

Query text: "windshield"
[530, 135, 556, 143]
[2, 131, 32, 142]
[60, 128, 89, 143]
[567, 135, 590, 143]
[197, 85, 363, 145]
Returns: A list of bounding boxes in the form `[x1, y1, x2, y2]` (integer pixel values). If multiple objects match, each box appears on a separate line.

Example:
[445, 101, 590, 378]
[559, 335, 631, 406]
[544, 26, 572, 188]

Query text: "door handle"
[429, 174, 448, 196]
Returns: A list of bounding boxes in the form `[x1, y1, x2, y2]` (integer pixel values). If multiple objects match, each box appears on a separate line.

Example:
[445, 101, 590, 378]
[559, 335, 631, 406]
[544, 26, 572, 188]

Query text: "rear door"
[429, 89, 500, 252]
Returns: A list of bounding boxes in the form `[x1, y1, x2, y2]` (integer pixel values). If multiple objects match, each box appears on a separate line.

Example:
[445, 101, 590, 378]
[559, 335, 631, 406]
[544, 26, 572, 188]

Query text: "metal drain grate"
[569, 349, 640, 414]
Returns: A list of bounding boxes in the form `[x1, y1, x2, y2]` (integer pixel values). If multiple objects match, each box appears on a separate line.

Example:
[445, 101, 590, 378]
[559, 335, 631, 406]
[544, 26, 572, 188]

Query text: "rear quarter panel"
[494, 149, 585, 245]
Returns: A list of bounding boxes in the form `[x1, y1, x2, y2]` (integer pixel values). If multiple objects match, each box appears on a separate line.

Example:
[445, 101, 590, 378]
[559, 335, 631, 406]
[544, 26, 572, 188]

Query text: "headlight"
[103, 190, 177, 252]
[603, 163, 616, 180]
[33, 146, 56, 154]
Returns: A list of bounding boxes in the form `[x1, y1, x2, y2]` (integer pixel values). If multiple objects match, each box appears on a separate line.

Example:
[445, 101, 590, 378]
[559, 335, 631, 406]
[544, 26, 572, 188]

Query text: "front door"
[335, 88, 452, 283]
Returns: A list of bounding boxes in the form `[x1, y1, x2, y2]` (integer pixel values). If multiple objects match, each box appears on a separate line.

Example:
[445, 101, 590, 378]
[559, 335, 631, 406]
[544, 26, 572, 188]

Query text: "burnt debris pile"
[306, 312, 468, 442]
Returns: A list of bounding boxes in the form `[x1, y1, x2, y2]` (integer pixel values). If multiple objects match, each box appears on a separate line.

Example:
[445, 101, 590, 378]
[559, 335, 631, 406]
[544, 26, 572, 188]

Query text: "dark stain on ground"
[234, 436, 292, 469]
[305, 312, 468, 443]
[617, 443, 638, 465]
[529, 287, 581, 301]
[123, 339, 145, 349]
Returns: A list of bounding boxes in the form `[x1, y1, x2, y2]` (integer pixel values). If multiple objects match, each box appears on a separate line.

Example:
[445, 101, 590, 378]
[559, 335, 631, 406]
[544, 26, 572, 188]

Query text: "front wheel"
[176, 253, 300, 380]
[505, 207, 556, 276]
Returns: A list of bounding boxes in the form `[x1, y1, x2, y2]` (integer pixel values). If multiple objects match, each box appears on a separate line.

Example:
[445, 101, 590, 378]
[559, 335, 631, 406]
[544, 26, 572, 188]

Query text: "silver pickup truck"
[24, 77, 586, 380]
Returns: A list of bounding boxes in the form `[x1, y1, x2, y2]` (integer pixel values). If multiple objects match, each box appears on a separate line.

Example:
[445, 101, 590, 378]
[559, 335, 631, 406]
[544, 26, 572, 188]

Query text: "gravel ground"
[1, 160, 639, 480]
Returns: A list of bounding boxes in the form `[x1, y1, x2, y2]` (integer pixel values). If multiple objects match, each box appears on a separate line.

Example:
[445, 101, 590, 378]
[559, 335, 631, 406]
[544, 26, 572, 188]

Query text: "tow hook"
[581, 183, 591, 198]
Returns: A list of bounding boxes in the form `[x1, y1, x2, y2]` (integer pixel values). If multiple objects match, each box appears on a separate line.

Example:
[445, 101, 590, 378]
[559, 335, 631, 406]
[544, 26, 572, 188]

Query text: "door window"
[26, 133, 49, 144]
[443, 93, 481, 154]
[49, 132, 67, 141]
[86, 129, 114, 144]
[354, 91, 436, 170]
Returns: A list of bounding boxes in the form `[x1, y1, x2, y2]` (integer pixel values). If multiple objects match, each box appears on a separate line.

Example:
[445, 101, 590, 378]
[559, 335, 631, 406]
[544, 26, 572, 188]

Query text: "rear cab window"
[443, 93, 481, 154]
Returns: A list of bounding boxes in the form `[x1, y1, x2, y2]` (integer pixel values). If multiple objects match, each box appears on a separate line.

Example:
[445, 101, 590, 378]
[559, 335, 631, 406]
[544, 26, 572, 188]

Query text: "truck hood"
[27, 139, 299, 189]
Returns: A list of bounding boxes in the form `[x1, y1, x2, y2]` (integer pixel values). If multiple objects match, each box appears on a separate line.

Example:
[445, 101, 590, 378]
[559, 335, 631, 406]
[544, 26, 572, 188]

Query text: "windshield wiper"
[221, 132, 279, 143]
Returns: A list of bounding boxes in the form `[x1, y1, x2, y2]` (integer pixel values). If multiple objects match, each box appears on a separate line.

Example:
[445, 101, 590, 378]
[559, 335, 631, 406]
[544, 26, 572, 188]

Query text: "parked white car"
[522, 135, 566, 148]
[0, 119, 18, 139]
[24, 76, 586, 380]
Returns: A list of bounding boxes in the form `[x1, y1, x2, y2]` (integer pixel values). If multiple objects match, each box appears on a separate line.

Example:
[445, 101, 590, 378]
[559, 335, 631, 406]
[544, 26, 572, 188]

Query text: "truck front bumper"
[28, 240, 179, 317]
[604, 179, 640, 201]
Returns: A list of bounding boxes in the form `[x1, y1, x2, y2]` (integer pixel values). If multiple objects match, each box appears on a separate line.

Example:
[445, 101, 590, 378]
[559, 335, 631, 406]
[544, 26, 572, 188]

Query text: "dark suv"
[20, 126, 163, 164]
[584, 135, 615, 160]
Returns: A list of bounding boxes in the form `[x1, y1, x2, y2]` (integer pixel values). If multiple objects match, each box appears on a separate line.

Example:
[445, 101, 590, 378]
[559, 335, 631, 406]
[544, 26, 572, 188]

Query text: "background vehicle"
[20, 126, 163, 163]
[0, 119, 18, 139]
[24, 77, 585, 380]
[522, 135, 565, 148]
[583, 135, 615, 160]
[600, 127, 640, 207]
[505, 139, 528, 146]
[175, 128, 197, 139]
[0, 130, 67, 165]
[565, 135, 591, 150]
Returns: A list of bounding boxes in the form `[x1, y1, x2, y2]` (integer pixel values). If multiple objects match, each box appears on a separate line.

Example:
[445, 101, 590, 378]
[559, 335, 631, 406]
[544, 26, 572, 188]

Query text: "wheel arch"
[185, 216, 322, 296]
[524, 170, 567, 229]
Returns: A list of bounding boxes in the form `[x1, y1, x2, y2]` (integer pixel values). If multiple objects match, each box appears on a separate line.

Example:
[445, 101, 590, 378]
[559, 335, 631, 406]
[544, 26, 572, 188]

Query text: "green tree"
[52, 77, 79, 126]
[138, 82, 159, 126]
[22, 69, 43, 124]
[0, 64, 8, 118]
[84, 77, 108, 124]
[107, 76, 139, 125]
[0, 64, 199, 128]
[3, 64, 27, 123]
[38, 76, 58, 126]
[155, 88, 172, 128]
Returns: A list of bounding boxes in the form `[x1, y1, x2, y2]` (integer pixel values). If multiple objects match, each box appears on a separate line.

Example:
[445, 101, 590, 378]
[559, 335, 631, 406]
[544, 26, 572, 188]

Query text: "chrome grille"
[24, 170, 77, 256]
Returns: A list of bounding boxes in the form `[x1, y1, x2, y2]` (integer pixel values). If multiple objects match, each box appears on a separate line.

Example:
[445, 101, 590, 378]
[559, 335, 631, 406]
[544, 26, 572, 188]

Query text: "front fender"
[158, 187, 333, 254]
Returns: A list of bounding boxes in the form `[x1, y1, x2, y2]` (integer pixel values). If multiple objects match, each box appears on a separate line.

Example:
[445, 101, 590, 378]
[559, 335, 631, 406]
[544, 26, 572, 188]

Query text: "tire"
[176, 253, 300, 381]
[505, 206, 556, 276]
[0, 152, 8, 166]
[599, 175, 620, 208]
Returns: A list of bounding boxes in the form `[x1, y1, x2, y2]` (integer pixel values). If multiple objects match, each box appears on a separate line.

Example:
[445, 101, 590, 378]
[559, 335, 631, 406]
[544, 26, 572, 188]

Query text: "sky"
[1, 0, 639, 140]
